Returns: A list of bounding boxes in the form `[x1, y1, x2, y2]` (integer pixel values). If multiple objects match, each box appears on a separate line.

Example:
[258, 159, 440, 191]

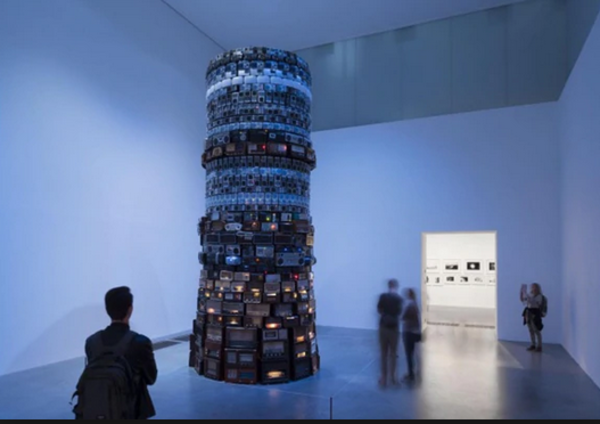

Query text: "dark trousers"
[379, 327, 399, 383]
[403, 332, 419, 377]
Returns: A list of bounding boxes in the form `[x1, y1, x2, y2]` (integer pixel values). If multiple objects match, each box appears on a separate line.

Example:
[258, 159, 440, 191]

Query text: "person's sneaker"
[527, 345, 536, 351]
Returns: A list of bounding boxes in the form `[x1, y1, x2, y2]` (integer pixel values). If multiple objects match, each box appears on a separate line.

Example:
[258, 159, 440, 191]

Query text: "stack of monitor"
[189, 47, 320, 384]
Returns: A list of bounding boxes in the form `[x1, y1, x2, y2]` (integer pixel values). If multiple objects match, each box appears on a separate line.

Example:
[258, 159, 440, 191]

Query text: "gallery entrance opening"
[421, 232, 497, 333]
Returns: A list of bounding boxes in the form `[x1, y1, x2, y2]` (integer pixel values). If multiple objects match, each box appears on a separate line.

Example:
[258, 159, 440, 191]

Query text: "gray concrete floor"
[427, 305, 496, 328]
[1, 325, 599, 419]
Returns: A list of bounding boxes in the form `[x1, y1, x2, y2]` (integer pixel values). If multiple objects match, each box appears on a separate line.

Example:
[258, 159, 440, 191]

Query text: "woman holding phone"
[520, 283, 544, 352]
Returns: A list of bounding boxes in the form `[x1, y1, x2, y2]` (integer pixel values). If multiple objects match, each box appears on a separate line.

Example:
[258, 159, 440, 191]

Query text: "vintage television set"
[204, 340, 222, 360]
[293, 341, 310, 359]
[283, 315, 300, 328]
[215, 280, 231, 292]
[281, 280, 296, 293]
[193, 354, 203, 375]
[282, 291, 297, 303]
[243, 316, 263, 328]
[247, 281, 264, 293]
[196, 312, 206, 327]
[206, 314, 224, 326]
[204, 357, 222, 380]
[261, 340, 288, 361]
[261, 359, 290, 384]
[226, 327, 258, 349]
[223, 302, 244, 316]
[244, 291, 263, 304]
[246, 303, 271, 317]
[231, 281, 246, 292]
[291, 357, 311, 381]
[264, 317, 283, 329]
[206, 325, 223, 344]
[206, 299, 223, 315]
[225, 365, 259, 385]
[225, 349, 258, 367]
[274, 303, 294, 318]
[299, 314, 314, 327]
[224, 316, 243, 327]
[262, 328, 288, 342]
[223, 292, 243, 302]
[224, 349, 259, 384]
[291, 326, 309, 344]
[263, 281, 281, 303]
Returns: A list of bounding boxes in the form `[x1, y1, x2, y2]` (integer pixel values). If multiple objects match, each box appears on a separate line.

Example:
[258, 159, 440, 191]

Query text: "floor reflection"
[0, 325, 599, 419]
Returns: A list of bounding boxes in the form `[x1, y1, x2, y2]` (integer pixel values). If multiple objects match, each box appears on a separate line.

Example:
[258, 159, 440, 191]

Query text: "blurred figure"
[377, 278, 403, 386]
[401, 288, 421, 381]
[520, 283, 544, 352]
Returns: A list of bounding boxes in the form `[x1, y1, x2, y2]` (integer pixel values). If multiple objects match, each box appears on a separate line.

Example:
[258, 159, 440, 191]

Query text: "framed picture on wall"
[472, 274, 486, 285]
[465, 261, 481, 272]
[445, 274, 458, 285]
[459, 275, 470, 285]
[426, 259, 440, 272]
[425, 273, 442, 286]
[443, 260, 461, 272]
[487, 276, 497, 285]
[486, 260, 496, 273]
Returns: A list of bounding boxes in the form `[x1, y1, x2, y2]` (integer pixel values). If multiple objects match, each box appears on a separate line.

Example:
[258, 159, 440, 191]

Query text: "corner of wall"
[557, 8, 600, 389]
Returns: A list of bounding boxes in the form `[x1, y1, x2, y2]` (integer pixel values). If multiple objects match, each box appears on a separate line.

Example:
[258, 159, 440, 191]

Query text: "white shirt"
[523, 293, 543, 309]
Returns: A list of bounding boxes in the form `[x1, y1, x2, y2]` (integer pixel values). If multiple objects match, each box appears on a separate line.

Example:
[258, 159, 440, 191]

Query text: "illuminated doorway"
[421, 231, 497, 335]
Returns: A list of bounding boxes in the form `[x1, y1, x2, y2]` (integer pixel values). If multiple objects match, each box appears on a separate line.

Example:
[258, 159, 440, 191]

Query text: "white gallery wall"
[424, 232, 497, 310]
[0, 0, 222, 376]
[559, 14, 600, 388]
[310, 102, 562, 344]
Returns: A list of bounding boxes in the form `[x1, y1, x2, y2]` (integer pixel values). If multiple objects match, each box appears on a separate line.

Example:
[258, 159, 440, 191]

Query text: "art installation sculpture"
[189, 47, 319, 384]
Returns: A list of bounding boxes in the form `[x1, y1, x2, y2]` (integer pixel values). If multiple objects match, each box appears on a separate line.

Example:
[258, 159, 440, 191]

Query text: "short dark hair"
[105, 286, 133, 321]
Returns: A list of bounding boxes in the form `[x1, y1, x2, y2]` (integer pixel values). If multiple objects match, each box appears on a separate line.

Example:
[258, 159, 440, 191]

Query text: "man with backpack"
[73, 286, 158, 419]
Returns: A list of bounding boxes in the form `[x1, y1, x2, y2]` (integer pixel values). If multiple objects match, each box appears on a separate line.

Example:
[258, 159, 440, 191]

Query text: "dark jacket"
[522, 307, 544, 332]
[85, 323, 158, 419]
[377, 292, 403, 330]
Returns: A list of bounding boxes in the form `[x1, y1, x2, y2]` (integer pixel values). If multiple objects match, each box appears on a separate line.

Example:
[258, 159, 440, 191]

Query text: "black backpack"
[72, 331, 136, 419]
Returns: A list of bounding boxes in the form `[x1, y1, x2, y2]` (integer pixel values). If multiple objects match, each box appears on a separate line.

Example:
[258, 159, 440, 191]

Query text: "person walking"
[401, 287, 421, 381]
[377, 278, 403, 387]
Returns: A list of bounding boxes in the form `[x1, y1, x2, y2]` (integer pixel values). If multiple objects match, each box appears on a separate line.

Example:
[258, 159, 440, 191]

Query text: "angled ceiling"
[163, 0, 527, 52]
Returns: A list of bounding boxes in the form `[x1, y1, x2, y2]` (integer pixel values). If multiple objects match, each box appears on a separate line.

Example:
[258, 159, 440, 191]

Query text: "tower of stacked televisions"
[189, 47, 320, 384]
